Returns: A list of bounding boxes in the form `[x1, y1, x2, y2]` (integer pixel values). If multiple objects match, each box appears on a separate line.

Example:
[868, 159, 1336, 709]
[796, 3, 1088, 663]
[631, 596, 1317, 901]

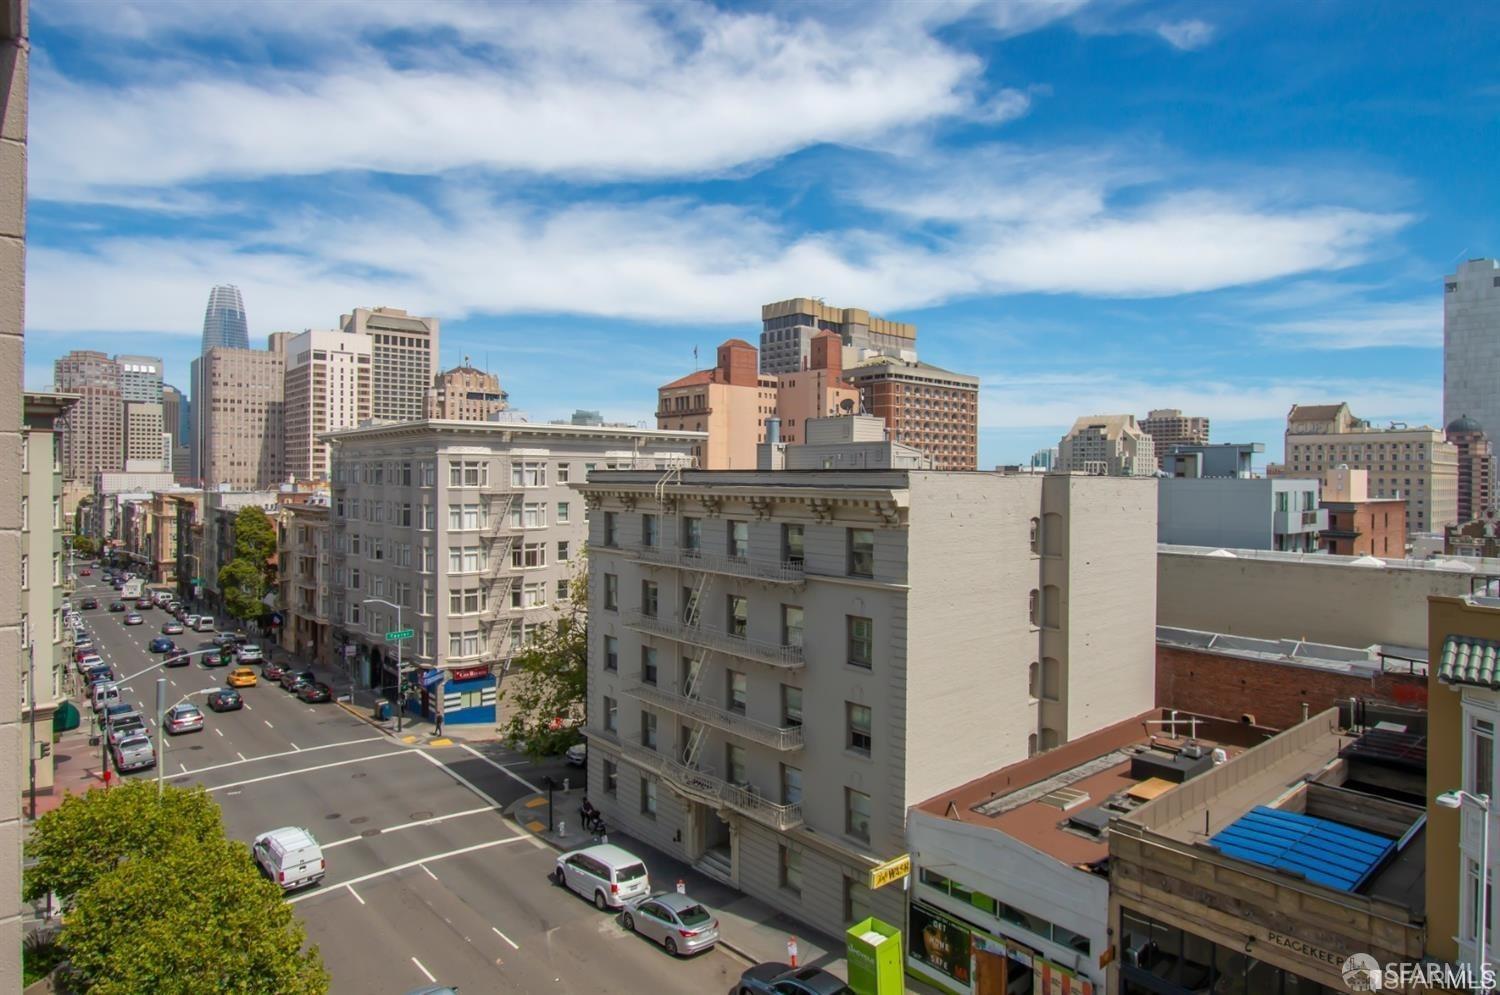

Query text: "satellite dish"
[840, 398, 855, 414]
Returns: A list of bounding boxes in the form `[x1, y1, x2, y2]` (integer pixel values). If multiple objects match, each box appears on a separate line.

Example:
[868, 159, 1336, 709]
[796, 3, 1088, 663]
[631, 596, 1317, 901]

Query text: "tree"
[71, 534, 96, 555]
[499, 565, 588, 758]
[24, 781, 223, 909]
[218, 557, 266, 622]
[232, 506, 277, 577]
[60, 836, 328, 995]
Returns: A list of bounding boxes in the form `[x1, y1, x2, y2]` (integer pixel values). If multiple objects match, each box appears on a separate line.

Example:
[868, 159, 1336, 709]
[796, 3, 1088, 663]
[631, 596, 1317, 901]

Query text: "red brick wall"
[1156, 644, 1428, 730]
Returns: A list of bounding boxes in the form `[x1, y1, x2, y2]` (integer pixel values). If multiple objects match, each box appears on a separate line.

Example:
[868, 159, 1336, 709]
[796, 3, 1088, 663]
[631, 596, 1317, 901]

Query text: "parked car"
[135, 598, 153, 610]
[227, 667, 258, 688]
[108, 601, 126, 612]
[261, 661, 287, 682]
[185, 614, 200, 629]
[622, 892, 720, 956]
[123, 613, 143, 626]
[111, 734, 156, 773]
[280, 671, 312, 694]
[212, 632, 237, 649]
[80, 597, 99, 610]
[206, 688, 243, 712]
[566, 741, 587, 767]
[148, 637, 175, 653]
[237, 644, 264, 663]
[251, 827, 325, 891]
[164, 648, 189, 667]
[84, 664, 115, 685]
[162, 621, 184, 635]
[75, 653, 103, 674]
[552, 844, 651, 910]
[194, 616, 216, 632]
[107, 715, 146, 747]
[736, 965, 854, 995]
[101, 703, 135, 727]
[164, 703, 205, 735]
[296, 681, 332, 704]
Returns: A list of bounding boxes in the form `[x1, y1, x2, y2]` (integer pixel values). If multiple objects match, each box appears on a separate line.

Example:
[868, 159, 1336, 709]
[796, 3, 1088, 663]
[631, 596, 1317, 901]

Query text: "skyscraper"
[53, 350, 123, 482]
[340, 306, 439, 423]
[201, 284, 249, 352]
[759, 297, 917, 375]
[114, 354, 163, 402]
[1444, 258, 1500, 509]
[196, 337, 288, 489]
[284, 329, 371, 480]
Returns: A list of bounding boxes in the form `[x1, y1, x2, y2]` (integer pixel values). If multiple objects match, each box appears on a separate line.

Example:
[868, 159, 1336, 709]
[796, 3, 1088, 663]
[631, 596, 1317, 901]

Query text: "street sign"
[385, 629, 414, 642]
[868, 853, 912, 890]
[190, 577, 200, 585]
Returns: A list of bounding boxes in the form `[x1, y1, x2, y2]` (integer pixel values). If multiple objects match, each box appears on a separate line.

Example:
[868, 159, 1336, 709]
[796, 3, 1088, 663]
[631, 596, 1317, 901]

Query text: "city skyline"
[20, 2, 1499, 465]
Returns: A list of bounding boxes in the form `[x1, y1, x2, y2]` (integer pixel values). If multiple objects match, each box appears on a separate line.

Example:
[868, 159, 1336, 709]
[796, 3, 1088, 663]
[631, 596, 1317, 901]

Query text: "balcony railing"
[625, 613, 804, 669]
[616, 741, 804, 831]
[628, 545, 805, 585]
[625, 683, 804, 751]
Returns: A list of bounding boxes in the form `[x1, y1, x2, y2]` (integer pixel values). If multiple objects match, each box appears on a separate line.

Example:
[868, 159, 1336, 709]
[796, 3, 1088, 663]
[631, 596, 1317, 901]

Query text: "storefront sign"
[449, 664, 491, 683]
[909, 903, 972, 985]
[868, 853, 911, 890]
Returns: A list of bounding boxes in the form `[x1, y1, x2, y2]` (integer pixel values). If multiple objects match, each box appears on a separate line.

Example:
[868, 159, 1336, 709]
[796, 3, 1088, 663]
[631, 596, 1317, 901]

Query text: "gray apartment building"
[1158, 475, 1326, 551]
[325, 420, 701, 727]
[577, 469, 1157, 938]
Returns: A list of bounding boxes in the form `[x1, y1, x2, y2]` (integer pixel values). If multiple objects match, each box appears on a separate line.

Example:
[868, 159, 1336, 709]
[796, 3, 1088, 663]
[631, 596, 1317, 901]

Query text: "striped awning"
[1439, 635, 1500, 689]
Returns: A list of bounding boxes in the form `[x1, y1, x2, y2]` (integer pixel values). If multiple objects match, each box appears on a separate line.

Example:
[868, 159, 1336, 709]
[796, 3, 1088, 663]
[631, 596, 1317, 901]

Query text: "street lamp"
[362, 597, 405, 734]
[1439, 789, 1493, 989]
[157, 685, 218, 797]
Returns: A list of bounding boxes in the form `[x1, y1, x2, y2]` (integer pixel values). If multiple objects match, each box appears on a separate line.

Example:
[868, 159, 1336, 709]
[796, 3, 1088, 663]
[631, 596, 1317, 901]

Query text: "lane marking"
[290, 741, 300, 751]
[287, 834, 529, 903]
[236, 752, 247, 762]
[322, 805, 498, 849]
[264, 719, 274, 729]
[492, 926, 519, 950]
[168, 736, 386, 779]
[417, 750, 505, 811]
[214, 728, 223, 737]
[419, 863, 438, 881]
[346, 884, 365, 906]
[243, 703, 252, 710]
[207, 751, 410, 792]
[411, 956, 436, 984]
[178, 763, 187, 773]
[457, 743, 541, 793]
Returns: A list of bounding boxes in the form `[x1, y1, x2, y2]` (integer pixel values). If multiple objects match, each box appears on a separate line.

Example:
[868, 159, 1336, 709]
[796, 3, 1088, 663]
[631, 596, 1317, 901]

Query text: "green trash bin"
[53, 700, 81, 734]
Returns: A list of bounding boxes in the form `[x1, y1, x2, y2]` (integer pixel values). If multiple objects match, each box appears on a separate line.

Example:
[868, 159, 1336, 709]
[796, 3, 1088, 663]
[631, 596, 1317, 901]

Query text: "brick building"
[843, 356, 979, 471]
[1318, 466, 1407, 557]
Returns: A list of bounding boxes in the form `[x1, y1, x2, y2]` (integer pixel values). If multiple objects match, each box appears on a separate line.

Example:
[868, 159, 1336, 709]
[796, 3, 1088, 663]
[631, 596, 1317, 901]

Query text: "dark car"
[261, 661, 288, 681]
[148, 637, 175, 654]
[295, 681, 333, 704]
[84, 664, 115, 684]
[135, 598, 153, 610]
[80, 597, 98, 610]
[164, 648, 190, 668]
[280, 671, 312, 694]
[736, 965, 854, 995]
[206, 688, 242, 712]
[108, 601, 126, 612]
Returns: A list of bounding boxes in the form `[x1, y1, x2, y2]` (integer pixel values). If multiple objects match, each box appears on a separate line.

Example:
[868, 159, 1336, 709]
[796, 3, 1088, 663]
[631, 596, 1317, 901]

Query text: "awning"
[1439, 635, 1500, 689]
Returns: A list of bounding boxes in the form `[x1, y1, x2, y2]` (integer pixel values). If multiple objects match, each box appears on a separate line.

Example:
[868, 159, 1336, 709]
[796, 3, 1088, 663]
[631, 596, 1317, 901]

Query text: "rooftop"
[1159, 541, 1500, 576]
[322, 419, 705, 444]
[1158, 625, 1428, 676]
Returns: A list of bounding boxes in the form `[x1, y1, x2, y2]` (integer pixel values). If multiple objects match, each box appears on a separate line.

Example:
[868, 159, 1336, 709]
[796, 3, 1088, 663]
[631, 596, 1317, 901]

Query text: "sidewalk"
[505, 787, 944, 994]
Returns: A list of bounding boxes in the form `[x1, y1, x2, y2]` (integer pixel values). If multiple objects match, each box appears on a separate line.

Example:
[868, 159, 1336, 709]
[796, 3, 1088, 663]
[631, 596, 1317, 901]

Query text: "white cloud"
[1156, 19, 1216, 51]
[1260, 300, 1439, 349]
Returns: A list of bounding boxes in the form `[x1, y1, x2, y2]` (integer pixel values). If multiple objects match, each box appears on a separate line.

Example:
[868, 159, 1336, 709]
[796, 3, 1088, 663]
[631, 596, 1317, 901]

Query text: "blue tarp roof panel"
[1209, 806, 1396, 893]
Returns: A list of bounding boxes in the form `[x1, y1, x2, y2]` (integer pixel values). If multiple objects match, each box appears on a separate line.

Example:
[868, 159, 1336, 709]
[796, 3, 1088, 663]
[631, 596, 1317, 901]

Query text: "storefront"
[440, 664, 496, 725]
[908, 901, 1095, 995]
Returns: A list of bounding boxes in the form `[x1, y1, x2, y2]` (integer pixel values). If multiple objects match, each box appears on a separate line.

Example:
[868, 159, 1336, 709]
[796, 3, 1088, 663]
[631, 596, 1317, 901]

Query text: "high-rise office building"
[195, 336, 289, 489]
[843, 356, 980, 470]
[1443, 258, 1500, 451]
[1446, 415, 1495, 523]
[123, 401, 167, 471]
[114, 354, 163, 403]
[161, 384, 183, 448]
[284, 330, 371, 481]
[201, 284, 250, 352]
[53, 350, 123, 482]
[759, 297, 917, 375]
[429, 362, 508, 421]
[340, 307, 439, 423]
[1057, 414, 1156, 476]
[1139, 408, 1210, 468]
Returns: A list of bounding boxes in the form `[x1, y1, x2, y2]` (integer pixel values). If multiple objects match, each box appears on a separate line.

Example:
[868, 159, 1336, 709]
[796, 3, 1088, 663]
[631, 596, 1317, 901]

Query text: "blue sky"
[22, 0, 1499, 466]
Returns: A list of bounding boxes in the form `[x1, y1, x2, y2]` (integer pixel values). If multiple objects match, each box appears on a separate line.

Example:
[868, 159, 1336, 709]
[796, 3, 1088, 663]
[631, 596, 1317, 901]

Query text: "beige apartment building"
[122, 400, 165, 470]
[53, 349, 123, 482]
[325, 420, 700, 727]
[578, 469, 1156, 938]
[278, 499, 333, 665]
[428, 362, 508, 421]
[1057, 414, 1156, 476]
[843, 356, 980, 471]
[192, 334, 290, 489]
[1284, 402, 1458, 534]
[759, 297, 918, 375]
[1139, 407, 1209, 467]
[340, 307, 439, 424]
[284, 329, 371, 481]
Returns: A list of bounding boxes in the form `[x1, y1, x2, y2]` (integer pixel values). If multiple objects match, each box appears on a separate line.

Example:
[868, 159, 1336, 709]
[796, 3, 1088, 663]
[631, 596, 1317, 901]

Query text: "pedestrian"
[433, 709, 444, 737]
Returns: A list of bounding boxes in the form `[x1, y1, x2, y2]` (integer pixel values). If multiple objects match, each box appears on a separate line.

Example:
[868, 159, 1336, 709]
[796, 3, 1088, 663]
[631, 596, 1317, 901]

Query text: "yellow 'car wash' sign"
[868, 854, 912, 890]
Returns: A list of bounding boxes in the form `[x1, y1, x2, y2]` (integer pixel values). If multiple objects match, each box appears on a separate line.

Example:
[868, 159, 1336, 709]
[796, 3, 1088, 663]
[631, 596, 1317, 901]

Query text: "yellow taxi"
[227, 667, 258, 688]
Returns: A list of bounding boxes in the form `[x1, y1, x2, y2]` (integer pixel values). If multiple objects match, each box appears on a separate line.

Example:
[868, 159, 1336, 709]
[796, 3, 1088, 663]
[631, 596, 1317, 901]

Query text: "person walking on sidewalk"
[433, 709, 444, 737]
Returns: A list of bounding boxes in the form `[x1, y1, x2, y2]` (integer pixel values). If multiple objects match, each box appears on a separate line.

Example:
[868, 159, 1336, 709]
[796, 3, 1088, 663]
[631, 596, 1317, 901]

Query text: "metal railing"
[626, 682, 804, 750]
[629, 545, 805, 584]
[616, 741, 804, 831]
[624, 613, 804, 669]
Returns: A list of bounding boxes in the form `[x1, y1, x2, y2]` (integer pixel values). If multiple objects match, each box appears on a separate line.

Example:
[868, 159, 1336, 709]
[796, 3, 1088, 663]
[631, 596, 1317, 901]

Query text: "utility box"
[846, 917, 902, 995]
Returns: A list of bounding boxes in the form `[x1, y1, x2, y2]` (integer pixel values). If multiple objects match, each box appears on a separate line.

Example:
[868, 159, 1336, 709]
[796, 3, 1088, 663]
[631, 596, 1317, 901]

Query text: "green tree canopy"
[23, 781, 223, 908]
[61, 836, 328, 995]
[218, 557, 266, 622]
[499, 567, 587, 758]
[71, 534, 96, 555]
[232, 505, 277, 572]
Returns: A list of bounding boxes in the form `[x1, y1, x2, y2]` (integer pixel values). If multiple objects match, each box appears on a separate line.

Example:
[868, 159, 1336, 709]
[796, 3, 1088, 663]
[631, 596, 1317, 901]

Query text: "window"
[727, 670, 747, 714]
[556, 578, 570, 601]
[847, 528, 874, 577]
[19, 554, 26, 590]
[1028, 588, 1039, 626]
[682, 517, 701, 551]
[782, 523, 804, 565]
[641, 778, 657, 817]
[556, 501, 570, 524]
[1472, 716, 1495, 798]
[641, 580, 659, 618]
[728, 520, 749, 559]
[781, 685, 802, 727]
[642, 514, 659, 547]
[641, 711, 657, 749]
[780, 846, 802, 896]
[604, 635, 619, 672]
[1029, 517, 1040, 551]
[449, 459, 486, 487]
[726, 743, 746, 785]
[557, 462, 571, 484]
[641, 646, 658, 685]
[847, 702, 872, 755]
[1042, 657, 1061, 700]
[420, 503, 435, 530]
[522, 582, 546, 607]
[727, 595, 748, 638]
[781, 763, 803, 805]
[782, 605, 804, 648]
[1468, 858, 1494, 948]
[843, 877, 873, 928]
[603, 696, 617, 733]
[511, 542, 546, 568]
[603, 512, 617, 547]
[511, 461, 546, 488]
[449, 589, 481, 614]
[847, 615, 873, 668]
[523, 502, 546, 528]
[845, 787, 871, 842]
[603, 574, 618, 611]
[603, 759, 618, 795]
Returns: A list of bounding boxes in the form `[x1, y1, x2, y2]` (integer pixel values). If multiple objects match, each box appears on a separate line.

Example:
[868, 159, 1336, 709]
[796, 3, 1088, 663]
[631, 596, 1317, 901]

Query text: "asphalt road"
[73, 577, 749, 995]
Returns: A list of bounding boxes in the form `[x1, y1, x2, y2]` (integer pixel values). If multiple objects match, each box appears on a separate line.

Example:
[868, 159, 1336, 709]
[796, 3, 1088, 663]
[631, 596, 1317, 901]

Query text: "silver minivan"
[553, 843, 650, 910]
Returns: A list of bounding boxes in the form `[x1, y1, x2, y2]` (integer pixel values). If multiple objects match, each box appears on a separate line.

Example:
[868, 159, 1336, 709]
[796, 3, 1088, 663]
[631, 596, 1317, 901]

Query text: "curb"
[335, 699, 393, 735]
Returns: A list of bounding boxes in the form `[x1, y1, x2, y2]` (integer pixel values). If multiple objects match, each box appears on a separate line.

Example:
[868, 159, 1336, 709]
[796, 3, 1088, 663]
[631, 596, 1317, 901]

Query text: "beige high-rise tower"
[429, 362, 507, 421]
[284, 330, 371, 481]
[340, 307, 439, 423]
[195, 335, 290, 489]
[53, 350, 123, 482]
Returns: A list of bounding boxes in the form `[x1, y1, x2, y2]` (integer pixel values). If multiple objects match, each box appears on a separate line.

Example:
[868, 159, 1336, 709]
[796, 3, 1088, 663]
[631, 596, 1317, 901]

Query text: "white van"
[251, 827, 325, 891]
[194, 616, 216, 632]
[553, 843, 651, 910]
[90, 682, 121, 713]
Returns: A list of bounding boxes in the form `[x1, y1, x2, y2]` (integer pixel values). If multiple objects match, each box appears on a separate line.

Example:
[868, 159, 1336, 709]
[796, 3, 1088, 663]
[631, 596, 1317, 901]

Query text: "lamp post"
[363, 597, 404, 734]
[1438, 789, 1493, 990]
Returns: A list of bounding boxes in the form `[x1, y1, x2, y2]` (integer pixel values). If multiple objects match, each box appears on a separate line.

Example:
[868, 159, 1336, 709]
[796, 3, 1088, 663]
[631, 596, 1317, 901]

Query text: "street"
[74, 577, 749, 995]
